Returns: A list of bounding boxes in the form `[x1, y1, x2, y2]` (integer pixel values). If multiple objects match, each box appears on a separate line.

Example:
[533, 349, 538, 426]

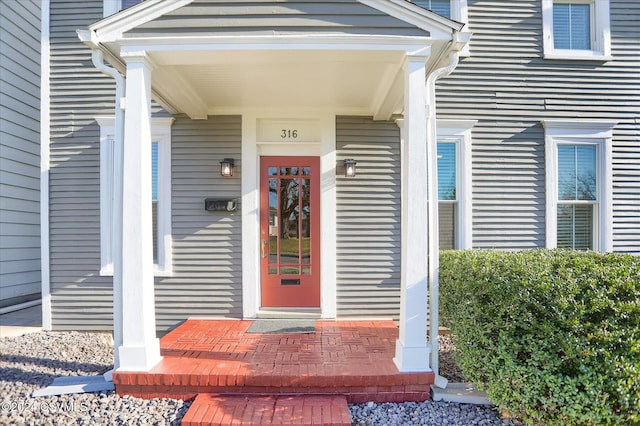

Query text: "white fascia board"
[119, 34, 434, 55]
[359, 0, 463, 39]
[90, 0, 193, 42]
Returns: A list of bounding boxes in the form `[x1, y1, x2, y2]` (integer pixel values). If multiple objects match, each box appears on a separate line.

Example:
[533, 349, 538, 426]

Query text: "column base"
[117, 339, 162, 371]
[393, 338, 432, 372]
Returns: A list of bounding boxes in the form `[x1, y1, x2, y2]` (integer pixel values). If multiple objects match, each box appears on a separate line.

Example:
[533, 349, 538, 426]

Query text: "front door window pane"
[266, 165, 314, 277]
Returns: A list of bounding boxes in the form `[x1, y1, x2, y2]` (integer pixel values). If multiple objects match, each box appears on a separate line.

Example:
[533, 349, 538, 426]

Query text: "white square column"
[117, 52, 162, 371]
[394, 54, 431, 372]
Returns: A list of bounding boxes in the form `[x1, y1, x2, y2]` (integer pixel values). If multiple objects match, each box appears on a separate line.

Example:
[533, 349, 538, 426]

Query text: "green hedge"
[440, 249, 640, 425]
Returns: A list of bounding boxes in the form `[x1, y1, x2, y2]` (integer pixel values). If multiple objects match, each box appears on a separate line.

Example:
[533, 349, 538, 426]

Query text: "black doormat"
[247, 319, 316, 334]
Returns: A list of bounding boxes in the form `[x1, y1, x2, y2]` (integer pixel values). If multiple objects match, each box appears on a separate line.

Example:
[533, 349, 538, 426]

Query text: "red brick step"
[182, 394, 351, 426]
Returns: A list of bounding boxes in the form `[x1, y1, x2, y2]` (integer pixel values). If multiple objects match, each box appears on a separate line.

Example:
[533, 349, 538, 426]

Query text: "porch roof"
[78, 0, 466, 120]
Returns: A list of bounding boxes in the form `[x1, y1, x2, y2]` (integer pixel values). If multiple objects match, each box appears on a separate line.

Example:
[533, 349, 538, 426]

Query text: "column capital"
[405, 46, 431, 62]
[121, 50, 157, 71]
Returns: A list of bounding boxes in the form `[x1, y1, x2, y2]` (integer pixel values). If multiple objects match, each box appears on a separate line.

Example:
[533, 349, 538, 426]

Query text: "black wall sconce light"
[343, 158, 357, 177]
[220, 158, 235, 177]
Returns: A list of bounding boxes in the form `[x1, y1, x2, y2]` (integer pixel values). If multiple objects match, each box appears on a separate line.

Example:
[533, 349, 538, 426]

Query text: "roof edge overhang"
[87, 0, 464, 45]
[78, 0, 469, 120]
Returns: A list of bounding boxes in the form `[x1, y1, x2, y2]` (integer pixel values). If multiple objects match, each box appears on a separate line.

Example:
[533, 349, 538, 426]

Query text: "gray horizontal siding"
[0, 0, 42, 307]
[435, 0, 640, 253]
[47, 0, 176, 330]
[336, 116, 401, 318]
[48, 0, 117, 330]
[155, 115, 243, 331]
[126, 0, 429, 37]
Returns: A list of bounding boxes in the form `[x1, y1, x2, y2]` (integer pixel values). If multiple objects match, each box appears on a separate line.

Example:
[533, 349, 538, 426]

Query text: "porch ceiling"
[148, 49, 407, 118]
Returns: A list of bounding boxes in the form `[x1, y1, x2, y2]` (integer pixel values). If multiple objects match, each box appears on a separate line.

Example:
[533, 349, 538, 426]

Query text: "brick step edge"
[182, 394, 351, 426]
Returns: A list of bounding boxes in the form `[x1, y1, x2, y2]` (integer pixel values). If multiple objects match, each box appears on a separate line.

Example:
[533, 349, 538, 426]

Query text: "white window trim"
[97, 116, 174, 276]
[437, 119, 475, 249]
[543, 120, 616, 252]
[542, 0, 612, 61]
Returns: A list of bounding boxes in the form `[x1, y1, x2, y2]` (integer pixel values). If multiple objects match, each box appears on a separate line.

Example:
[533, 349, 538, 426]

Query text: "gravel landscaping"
[1, 330, 512, 425]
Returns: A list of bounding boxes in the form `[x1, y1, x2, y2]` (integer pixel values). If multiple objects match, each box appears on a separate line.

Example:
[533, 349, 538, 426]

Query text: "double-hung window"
[437, 142, 458, 249]
[436, 120, 475, 249]
[543, 120, 615, 252]
[542, 0, 611, 60]
[556, 145, 597, 250]
[97, 116, 174, 275]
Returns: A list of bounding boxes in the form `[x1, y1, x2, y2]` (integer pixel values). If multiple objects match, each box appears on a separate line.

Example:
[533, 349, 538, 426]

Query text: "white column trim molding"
[117, 52, 162, 371]
[437, 119, 476, 250]
[394, 54, 431, 373]
[543, 120, 616, 252]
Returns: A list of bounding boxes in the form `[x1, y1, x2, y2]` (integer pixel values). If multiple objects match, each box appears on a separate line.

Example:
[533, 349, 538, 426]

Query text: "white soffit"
[149, 49, 407, 117]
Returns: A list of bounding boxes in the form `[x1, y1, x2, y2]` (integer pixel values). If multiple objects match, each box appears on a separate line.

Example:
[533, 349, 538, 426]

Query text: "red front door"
[260, 156, 320, 307]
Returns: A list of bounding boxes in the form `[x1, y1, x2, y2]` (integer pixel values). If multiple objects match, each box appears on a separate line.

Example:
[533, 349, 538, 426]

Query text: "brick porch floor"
[113, 319, 435, 403]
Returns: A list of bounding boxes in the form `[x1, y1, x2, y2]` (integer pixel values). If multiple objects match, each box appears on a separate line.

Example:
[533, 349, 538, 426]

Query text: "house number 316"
[281, 129, 298, 139]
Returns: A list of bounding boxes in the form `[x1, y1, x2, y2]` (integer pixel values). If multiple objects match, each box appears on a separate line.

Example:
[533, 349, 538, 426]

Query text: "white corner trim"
[437, 120, 476, 250]
[40, 0, 52, 331]
[541, 0, 612, 60]
[319, 115, 337, 319]
[543, 120, 616, 252]
[241, 113, 260, 319]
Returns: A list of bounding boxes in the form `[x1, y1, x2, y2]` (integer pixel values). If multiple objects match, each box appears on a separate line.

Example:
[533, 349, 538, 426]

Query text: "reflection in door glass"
[279, 179, 300, 269]
[268, 178, 278, 271]
[265, 164, 313, 277]
[300, 179, 311, 266]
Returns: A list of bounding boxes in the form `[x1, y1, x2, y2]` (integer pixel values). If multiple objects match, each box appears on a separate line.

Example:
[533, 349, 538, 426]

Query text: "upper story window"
[543, 120, 616, 252]
[103, 0, 142, 17]
[413, 0, 451, 18]
[412, 0, 470, 56]
[542, 0, 612, 60]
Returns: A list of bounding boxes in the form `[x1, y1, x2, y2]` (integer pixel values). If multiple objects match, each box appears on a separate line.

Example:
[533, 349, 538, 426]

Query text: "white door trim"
[241, 112, 336, 319]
